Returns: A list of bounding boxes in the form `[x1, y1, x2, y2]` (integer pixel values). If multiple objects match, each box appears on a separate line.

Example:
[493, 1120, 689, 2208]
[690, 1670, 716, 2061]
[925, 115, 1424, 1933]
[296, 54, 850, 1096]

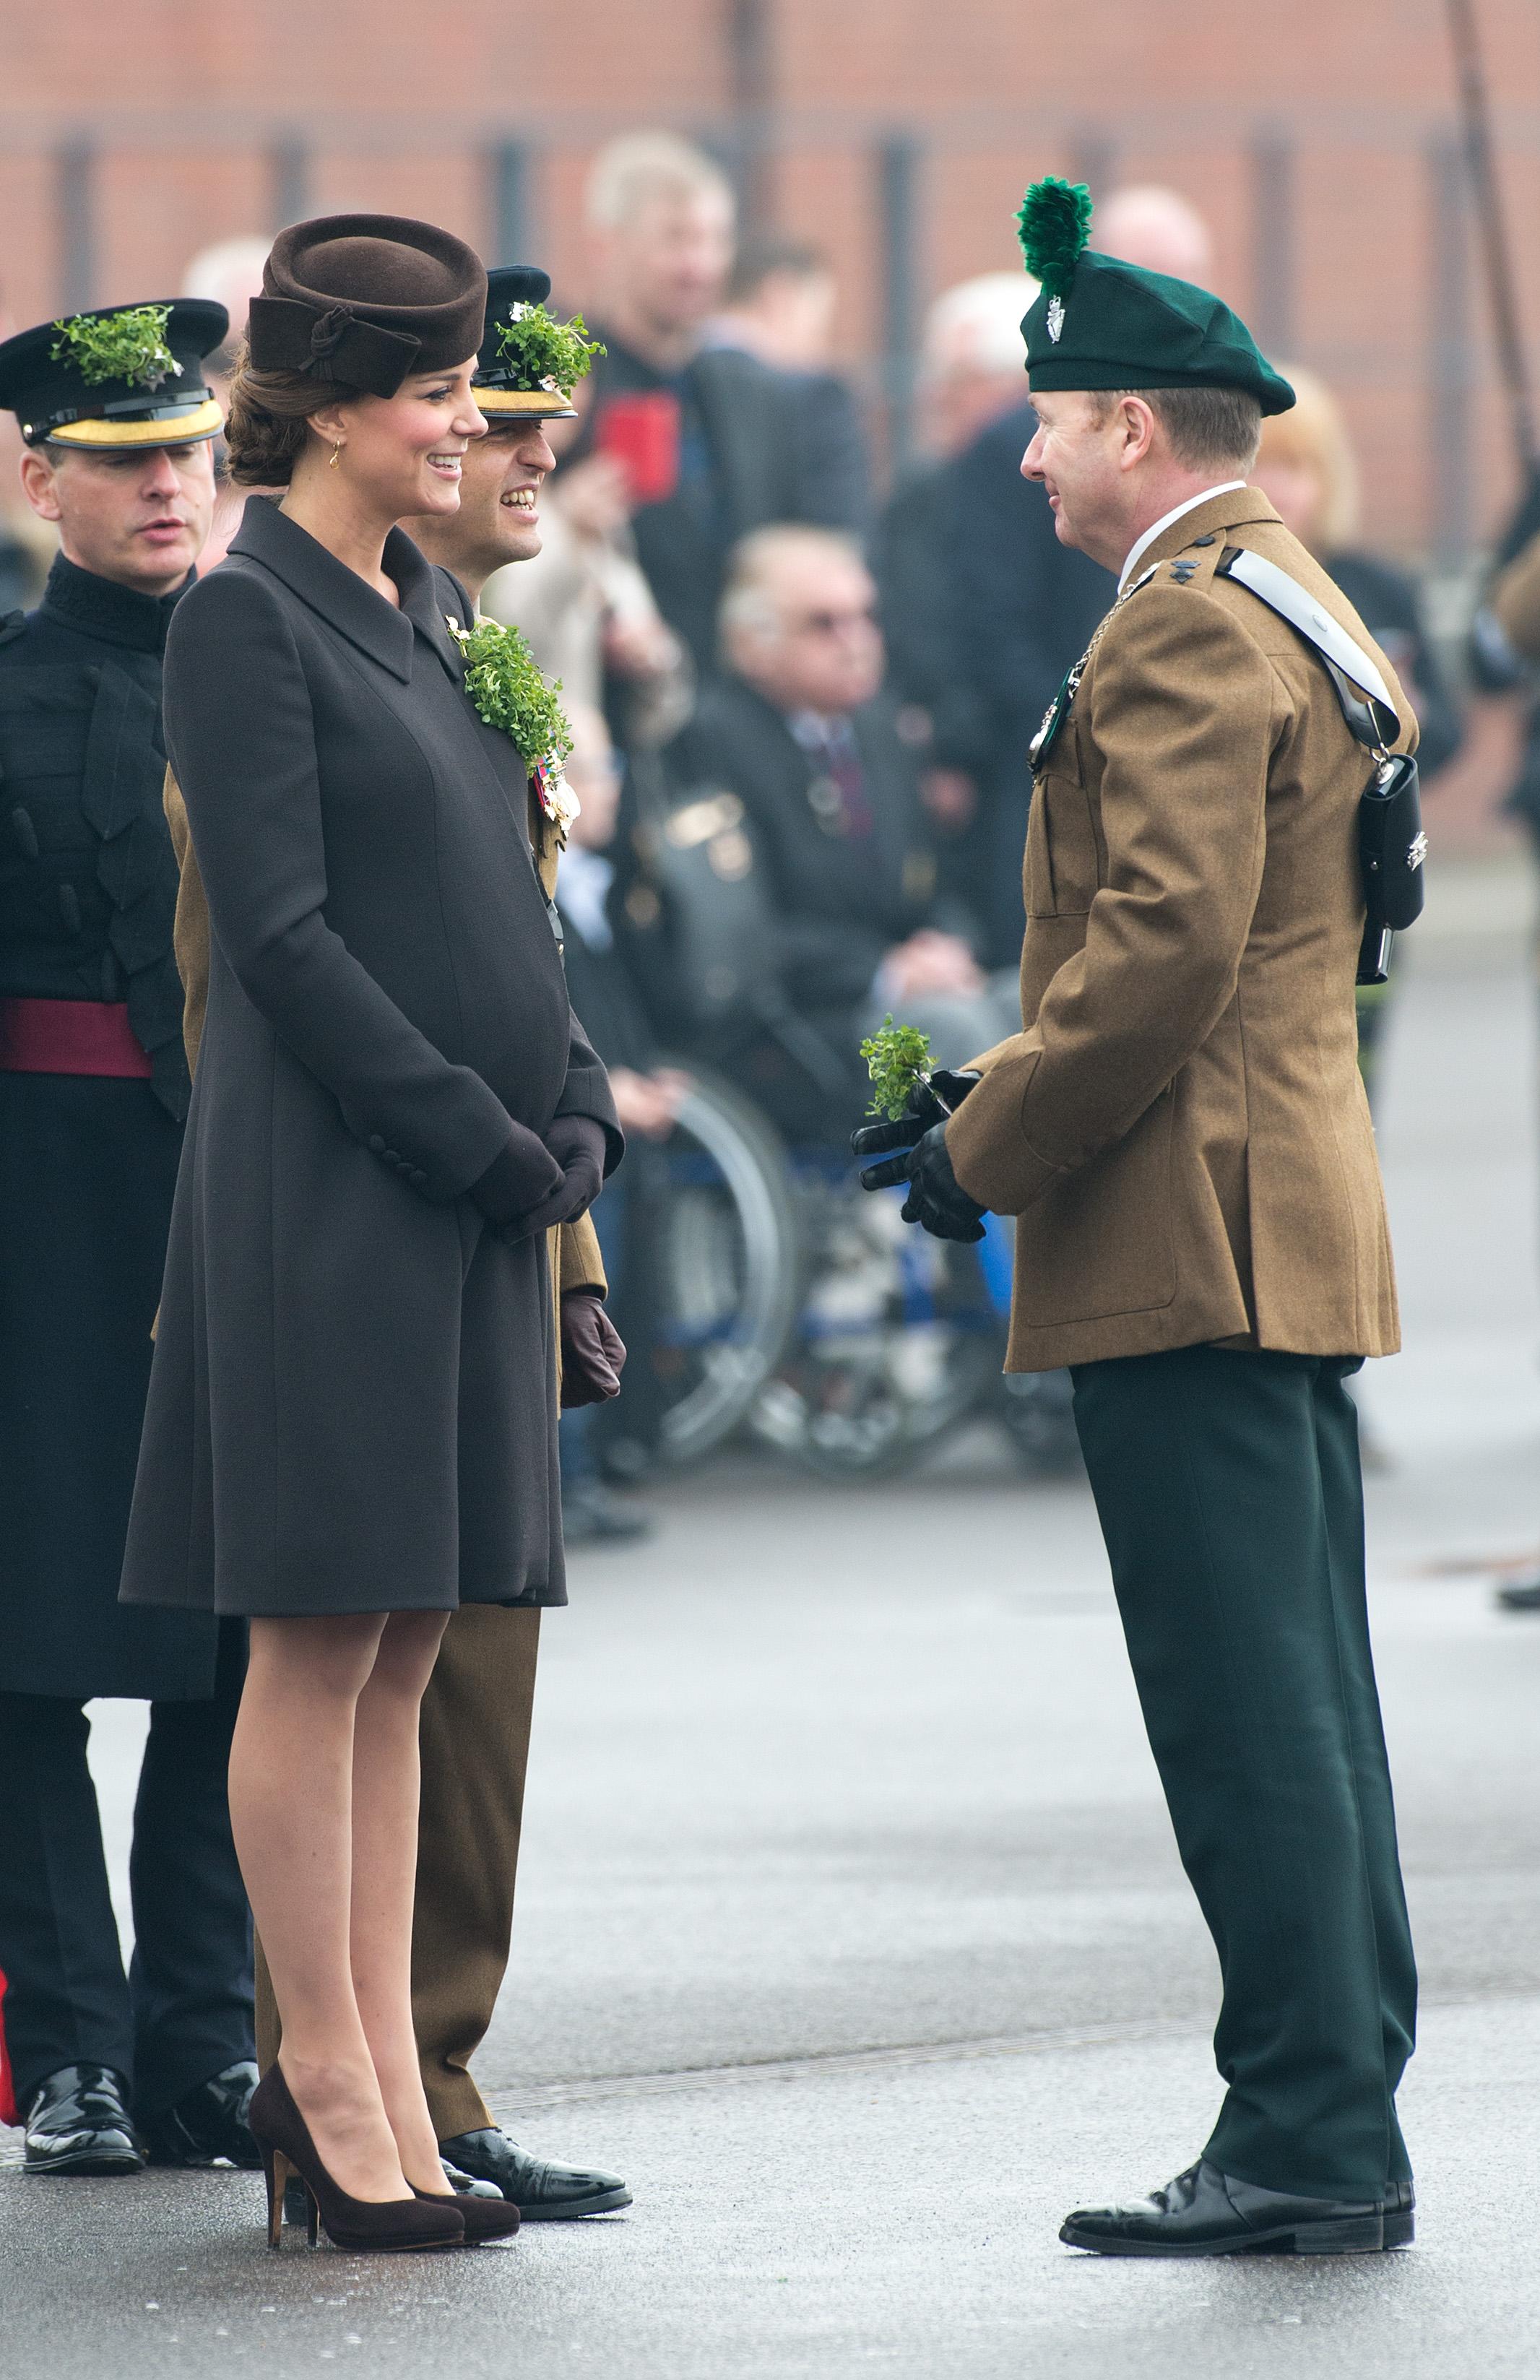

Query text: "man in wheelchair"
[646, 522, 1015, 1148]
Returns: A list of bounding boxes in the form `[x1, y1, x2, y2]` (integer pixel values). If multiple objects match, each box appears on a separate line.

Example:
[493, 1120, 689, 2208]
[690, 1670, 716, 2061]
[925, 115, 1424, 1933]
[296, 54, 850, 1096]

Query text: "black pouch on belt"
[1357, 750, 1425, 985]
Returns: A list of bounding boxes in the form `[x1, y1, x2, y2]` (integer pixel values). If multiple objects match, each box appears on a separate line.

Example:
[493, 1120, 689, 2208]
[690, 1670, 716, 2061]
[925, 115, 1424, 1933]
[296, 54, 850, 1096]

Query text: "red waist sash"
[0, 996, 152, 1078]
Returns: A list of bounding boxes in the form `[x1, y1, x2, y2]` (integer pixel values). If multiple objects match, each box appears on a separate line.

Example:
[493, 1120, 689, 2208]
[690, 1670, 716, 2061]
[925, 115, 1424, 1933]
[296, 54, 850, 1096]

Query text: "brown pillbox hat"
[247, 213, 488, 397]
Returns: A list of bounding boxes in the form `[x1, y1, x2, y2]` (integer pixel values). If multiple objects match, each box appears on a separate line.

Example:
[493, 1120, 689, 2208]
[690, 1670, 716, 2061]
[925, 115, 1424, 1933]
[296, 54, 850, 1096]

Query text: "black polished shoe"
[437, 2127, 631, 2218]
[1497, 1572, 1540, 1611]
[142, 2060, 262, 2168]
[23, 2064, 146, 2177]
[1060, 2159, 1385, 2256]
[1382, 2177, 1416, 2248]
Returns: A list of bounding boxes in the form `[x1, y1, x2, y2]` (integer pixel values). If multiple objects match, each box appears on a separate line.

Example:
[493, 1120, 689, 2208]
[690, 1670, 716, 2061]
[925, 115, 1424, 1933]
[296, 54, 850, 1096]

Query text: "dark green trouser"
[1070, 1344, 1416, 2200]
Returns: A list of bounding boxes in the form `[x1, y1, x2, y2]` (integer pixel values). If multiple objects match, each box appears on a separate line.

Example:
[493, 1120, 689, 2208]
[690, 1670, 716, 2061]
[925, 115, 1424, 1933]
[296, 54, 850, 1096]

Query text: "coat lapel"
[229, 498, 415, 683]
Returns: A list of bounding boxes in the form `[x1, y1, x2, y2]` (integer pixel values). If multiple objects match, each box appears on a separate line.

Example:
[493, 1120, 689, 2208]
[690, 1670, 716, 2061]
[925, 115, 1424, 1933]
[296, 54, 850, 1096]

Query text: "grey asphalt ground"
[3, 852, 1539, 2379]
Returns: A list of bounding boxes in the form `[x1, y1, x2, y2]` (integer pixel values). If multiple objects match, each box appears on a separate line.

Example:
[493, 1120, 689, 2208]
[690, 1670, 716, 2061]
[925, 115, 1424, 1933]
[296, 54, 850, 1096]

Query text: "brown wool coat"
[163, 769, 607, 1324]
[946, 486, 1409, 1374]
[1492, 530, 1540, 662]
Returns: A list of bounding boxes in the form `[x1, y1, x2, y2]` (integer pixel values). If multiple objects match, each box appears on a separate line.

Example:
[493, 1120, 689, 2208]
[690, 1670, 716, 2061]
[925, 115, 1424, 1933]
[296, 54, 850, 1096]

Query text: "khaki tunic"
[946, 486, 1409, 1374]
[164, 769, 607, 1328]
[1492, 530, 1540, 662]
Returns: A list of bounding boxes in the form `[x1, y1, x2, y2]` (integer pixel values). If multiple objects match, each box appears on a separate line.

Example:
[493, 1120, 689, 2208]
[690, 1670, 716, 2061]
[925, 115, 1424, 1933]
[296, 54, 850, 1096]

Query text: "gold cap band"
[474, 385, 578, 420]
[42, 397, 225, 450]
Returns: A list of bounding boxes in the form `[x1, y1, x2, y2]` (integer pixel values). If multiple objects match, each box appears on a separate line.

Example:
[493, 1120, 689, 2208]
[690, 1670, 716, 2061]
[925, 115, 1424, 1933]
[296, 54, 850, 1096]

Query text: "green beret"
[1016, 176, 1295, 417]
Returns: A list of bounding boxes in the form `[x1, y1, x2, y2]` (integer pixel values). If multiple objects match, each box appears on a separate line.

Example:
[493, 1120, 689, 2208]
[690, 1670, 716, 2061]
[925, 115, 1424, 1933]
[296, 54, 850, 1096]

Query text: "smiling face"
[20, 438, 215, 596]
[1021, 387, 1151, 571]
[311, 359, 487, 525]
[405, 417, 558, 599]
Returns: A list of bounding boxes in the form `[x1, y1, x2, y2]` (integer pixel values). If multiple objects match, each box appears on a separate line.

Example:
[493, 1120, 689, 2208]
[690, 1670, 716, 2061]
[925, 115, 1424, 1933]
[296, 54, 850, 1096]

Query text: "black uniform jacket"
[0, 556, 211, 1700]
[121, 498, 617, 1621]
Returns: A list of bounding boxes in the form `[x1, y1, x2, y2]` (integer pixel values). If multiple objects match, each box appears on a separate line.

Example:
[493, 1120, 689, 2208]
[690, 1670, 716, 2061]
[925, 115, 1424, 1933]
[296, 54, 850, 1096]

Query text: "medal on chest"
[1028, 563, 1161, 774]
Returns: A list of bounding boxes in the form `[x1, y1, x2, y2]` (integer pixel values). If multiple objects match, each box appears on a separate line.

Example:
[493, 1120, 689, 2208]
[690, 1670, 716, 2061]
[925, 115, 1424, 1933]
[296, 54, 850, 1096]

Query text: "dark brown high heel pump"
[248, 2066, 464, 2254]
[414, 2181, 521, 2244]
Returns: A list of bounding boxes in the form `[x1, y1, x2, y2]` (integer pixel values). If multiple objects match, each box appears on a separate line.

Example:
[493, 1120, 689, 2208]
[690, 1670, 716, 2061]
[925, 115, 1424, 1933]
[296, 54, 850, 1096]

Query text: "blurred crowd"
[6, 130, 1532, 1539]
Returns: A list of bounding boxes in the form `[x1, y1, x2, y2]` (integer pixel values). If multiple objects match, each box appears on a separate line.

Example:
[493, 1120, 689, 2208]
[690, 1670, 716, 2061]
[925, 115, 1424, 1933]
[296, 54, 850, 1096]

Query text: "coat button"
[368, 1135, 385, 1154]
[410, 1168, 427, 1187]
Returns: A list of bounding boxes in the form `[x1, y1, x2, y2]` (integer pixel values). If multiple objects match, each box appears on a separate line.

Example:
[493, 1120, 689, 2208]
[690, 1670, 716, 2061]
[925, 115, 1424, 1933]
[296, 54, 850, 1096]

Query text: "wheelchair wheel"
[643, 1067, 802, 1467]
[750, 1169, 1003, 1478]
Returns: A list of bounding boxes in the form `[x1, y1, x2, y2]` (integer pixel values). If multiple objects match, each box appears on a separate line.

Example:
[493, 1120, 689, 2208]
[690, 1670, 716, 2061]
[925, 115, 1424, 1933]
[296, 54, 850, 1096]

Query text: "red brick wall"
[2, 0, 1538, 556]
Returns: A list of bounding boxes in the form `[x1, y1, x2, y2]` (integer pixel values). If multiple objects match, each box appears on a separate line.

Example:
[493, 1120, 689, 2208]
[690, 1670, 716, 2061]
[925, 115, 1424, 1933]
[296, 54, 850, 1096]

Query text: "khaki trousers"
[254, 1602, 541, 2141]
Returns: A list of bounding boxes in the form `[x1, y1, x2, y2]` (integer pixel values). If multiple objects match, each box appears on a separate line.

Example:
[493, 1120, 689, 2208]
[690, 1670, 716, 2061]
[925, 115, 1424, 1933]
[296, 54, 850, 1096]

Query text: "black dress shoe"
[23, 2064, 145, 2177]
[1383, 2177, 1416, 2248]
[142, 2060, 262, 2168]
[437, 2127, 631, 2218]
[1060, 2158, 1385, 2256]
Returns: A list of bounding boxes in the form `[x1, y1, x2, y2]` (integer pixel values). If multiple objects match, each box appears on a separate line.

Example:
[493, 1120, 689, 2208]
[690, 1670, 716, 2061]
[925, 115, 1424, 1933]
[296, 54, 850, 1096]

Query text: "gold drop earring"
[329, 441, 343, 469]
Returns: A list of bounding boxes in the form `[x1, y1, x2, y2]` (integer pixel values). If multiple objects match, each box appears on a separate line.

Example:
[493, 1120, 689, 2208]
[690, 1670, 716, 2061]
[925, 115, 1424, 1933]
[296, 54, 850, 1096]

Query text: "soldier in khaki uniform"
[858, 181, 1418, 2256]
[167, 267, 630, 2220]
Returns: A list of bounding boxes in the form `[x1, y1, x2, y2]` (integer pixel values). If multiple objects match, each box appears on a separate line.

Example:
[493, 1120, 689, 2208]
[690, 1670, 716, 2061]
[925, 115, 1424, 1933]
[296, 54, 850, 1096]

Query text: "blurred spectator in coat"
[555, 701, 689, 1542]
[565, 134, 868, 674]
[665, 525, 1013, 1140]
[874, 273, 1042, 887]
[482, 397, 693, 756]
[706, 234, 870, 535]
[179, 238, 271, 572]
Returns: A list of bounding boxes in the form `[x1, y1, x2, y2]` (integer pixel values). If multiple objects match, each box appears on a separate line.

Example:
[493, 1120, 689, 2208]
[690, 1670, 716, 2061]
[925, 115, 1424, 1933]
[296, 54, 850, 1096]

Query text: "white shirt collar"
[1118, 481, 1246, 592]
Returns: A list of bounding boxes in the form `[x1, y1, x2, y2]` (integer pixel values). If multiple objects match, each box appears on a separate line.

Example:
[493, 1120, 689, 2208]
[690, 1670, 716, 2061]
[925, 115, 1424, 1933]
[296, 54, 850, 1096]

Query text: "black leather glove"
[868, 1120, 988, 1242]
[515, 1114, 610, 1239]
[469, 1124, 565, 1227]
[560, 1289, 626, 1408]
[850, 1068, 981, 1175]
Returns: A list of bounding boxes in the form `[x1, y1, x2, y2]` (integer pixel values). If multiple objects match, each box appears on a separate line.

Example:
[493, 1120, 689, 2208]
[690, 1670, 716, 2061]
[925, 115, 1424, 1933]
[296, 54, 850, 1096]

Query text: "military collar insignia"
[1045, 295, 1066, 344]
[1029, 563, 1160, 770]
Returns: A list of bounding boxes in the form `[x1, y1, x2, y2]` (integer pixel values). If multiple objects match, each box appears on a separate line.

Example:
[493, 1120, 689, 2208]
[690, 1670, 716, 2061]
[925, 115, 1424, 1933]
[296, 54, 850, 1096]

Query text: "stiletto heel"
[247, 2067, 463, 2254]
[263, 2148, 290, 2251]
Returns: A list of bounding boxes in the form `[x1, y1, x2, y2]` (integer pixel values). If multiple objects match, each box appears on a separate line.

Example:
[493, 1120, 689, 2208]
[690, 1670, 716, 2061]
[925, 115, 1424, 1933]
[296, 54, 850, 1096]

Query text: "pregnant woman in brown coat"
[120, 217, 619, 2251]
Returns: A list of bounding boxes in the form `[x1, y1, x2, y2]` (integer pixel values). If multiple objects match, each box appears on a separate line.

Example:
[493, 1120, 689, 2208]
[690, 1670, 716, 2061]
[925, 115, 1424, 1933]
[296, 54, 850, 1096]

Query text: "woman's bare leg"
[229, 1612, 411, 2202]
[349, 1609, 454, 2194]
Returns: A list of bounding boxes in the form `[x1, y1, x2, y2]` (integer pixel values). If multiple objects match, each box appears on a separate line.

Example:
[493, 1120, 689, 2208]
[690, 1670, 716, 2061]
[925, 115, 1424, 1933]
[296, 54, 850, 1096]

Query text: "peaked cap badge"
[1045, 295, 1066, 344]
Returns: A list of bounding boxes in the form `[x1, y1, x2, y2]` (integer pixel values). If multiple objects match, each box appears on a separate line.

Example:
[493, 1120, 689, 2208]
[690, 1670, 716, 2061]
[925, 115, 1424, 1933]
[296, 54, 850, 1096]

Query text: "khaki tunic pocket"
[1019, 1086, 1176, 1325]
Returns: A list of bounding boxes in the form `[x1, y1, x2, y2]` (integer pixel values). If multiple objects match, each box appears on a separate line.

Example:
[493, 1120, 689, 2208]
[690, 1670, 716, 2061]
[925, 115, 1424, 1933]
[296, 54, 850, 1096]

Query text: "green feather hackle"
[50, 305, 182, 391]
[1015, 178, 1094, 299]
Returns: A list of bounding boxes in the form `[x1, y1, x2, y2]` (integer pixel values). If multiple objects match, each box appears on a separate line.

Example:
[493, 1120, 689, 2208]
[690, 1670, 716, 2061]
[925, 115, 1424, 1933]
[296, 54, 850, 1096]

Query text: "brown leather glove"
[560, 1289, 626, 1408]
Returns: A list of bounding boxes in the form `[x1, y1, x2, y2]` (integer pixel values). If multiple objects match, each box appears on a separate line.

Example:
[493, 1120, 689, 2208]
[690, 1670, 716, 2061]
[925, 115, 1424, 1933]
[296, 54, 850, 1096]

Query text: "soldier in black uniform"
[0, 300, 258, 2174]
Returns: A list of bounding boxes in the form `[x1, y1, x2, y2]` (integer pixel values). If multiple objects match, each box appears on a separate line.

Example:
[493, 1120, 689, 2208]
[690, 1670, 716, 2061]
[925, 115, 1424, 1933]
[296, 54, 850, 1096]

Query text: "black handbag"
[1216, 547, 1426, 985]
